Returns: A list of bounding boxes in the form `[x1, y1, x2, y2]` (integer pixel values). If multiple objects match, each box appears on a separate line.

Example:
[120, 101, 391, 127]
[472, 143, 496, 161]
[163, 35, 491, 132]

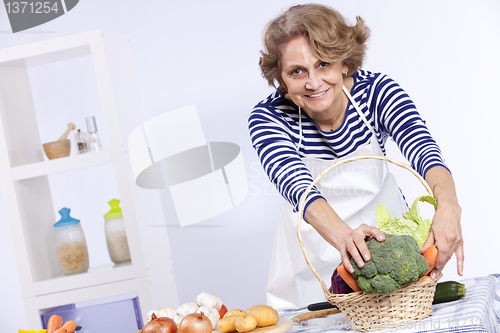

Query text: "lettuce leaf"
[376, 195, 436, 248]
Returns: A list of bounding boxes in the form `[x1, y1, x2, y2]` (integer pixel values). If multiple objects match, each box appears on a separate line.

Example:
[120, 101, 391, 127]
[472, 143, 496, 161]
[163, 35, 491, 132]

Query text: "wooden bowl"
[43, 139, 71, 160]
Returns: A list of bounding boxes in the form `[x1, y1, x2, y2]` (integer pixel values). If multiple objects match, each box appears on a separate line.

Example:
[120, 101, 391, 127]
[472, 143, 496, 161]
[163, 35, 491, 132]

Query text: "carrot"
[53, 320, 77, 333]
[423, 244, 439, 276]
[337, 262, 361, 292]
[47, 314, 62, 333]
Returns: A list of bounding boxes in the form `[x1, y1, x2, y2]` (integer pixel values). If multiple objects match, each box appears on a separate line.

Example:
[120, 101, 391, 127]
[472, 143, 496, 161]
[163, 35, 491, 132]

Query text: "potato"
[246, 305, 279, 327]
[224, 309, 246, 318]
[217, 315, 240, 333]
[234, 314, 258, 333]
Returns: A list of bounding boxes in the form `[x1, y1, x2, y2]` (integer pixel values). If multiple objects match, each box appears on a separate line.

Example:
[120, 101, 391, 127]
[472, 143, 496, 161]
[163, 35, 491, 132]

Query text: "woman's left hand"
[421, 198, 464, 278]
[422, 166, 464, 278]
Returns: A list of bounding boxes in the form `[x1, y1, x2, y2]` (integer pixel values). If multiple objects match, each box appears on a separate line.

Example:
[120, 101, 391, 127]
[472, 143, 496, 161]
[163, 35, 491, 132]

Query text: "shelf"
[33, 262, 135, 296]
[31, 277, 145, 311]
[11, 149, 112, 181]
[0, 30, 176, 327]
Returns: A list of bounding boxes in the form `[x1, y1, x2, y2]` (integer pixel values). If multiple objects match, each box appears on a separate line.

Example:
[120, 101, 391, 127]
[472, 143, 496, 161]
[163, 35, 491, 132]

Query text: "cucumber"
[432, 281, 466, 304]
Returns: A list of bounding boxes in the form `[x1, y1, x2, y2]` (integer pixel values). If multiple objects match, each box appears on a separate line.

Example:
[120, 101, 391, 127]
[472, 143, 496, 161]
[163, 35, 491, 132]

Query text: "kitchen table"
[279, 274, 500, 333]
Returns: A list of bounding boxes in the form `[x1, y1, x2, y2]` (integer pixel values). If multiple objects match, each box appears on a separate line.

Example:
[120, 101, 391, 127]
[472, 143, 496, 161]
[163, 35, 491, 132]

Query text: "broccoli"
[349, 233, 429, 294]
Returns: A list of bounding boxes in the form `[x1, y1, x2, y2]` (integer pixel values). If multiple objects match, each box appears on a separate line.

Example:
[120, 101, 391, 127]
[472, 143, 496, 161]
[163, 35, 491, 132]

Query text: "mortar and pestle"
[42, 123, 76, 160]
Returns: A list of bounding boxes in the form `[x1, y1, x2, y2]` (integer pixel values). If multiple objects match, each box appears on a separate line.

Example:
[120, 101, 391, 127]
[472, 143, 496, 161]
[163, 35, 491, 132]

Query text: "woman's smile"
[306, 88, 330, 99]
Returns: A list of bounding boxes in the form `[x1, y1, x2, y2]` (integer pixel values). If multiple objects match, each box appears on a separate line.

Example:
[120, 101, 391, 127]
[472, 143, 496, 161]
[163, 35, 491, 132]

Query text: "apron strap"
[342, 85, 378, 139]
[297, 107, 303, 153]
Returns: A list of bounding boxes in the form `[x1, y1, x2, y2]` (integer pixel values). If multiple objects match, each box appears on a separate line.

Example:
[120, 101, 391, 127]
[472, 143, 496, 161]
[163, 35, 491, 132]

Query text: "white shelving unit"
[0, 30, 178, 328]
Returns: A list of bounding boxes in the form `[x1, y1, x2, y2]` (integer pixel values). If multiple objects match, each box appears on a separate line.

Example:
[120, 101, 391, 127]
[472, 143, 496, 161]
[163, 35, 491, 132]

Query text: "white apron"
[266, 87, 408, 310]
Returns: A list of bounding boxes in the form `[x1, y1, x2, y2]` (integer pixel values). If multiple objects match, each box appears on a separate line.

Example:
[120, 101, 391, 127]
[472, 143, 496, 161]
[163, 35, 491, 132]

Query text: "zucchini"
[433, 281, 466, 304]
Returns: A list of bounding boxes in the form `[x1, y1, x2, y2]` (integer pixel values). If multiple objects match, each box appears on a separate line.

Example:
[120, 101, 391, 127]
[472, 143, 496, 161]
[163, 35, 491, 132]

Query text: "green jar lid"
[104, 199, 123, 218]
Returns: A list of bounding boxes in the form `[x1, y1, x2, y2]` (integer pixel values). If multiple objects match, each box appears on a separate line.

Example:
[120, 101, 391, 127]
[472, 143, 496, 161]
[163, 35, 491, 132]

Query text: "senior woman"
[248, 4, 464, 310]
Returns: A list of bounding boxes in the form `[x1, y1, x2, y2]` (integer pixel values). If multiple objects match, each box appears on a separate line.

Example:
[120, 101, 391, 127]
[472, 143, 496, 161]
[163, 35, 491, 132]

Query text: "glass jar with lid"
[104, 199, 131, 264]
[53, 208, 89, 275]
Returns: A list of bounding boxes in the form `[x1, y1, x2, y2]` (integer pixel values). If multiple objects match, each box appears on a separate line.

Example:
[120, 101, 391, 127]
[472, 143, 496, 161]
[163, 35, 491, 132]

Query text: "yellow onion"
[142, 313, 178, 333]
[179, 312, 212, 333]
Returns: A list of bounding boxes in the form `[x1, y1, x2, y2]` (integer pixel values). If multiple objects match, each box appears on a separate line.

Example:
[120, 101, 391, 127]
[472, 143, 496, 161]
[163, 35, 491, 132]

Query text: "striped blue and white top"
[248, 69, 448, 214]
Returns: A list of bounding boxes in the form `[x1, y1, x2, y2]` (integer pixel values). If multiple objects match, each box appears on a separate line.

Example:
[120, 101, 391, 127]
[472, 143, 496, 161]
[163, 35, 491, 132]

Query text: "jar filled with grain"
[54, 208, 89, 275]
[104, 199, 131, 264]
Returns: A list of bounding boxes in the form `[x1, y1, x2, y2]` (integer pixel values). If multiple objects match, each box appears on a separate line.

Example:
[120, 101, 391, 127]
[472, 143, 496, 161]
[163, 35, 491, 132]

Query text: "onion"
[142, 314, 178, 333]
[179, 312, 213, 333]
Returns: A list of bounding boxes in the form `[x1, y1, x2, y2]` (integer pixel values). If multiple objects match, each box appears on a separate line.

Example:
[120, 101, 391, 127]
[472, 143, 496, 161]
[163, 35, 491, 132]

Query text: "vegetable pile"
[144, 295, 280, 333]
[330, 195, 448, 296]
[145, 291, 226, 332]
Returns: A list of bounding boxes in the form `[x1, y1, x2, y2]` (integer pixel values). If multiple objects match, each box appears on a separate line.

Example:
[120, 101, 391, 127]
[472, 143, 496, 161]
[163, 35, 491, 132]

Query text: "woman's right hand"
[337, 223, 385, 273]
[305, 198, 385, 273]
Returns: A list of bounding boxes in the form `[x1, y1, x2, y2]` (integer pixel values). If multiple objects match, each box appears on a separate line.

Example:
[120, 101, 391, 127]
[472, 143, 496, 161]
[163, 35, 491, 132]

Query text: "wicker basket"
[296, 155, 440, 332]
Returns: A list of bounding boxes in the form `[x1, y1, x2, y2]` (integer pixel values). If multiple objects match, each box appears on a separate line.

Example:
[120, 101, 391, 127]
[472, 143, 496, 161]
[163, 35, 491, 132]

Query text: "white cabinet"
[0, 30, 178, 328]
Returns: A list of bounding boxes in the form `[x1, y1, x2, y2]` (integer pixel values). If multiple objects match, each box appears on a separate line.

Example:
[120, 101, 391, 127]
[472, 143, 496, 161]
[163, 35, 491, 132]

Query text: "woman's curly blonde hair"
[259, 4, 370, 93]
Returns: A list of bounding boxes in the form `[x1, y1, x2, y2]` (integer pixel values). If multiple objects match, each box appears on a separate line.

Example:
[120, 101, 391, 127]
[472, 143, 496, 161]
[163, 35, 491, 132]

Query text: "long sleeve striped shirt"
[248, 70, 448, 214]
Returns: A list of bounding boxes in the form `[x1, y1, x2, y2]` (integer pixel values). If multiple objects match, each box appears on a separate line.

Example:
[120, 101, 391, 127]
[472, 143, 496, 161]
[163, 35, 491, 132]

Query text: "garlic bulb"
[196, 306, 220, 329]
[195, 291, 222, 311]
[176, 302, 199, 316]
[147, 307, 177, 321]
[173, 314, 184, 326]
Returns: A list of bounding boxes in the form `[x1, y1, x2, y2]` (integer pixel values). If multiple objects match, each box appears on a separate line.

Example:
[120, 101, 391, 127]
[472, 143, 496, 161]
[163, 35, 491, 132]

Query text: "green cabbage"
[376, 196, 436, 248]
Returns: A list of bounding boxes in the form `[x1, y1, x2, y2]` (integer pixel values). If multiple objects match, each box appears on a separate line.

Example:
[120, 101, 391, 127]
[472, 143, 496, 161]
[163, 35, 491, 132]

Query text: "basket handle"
[296, 154, 435, 297]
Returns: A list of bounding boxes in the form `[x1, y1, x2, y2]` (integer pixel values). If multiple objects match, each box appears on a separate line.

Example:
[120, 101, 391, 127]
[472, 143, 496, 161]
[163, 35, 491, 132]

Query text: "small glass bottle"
[75, 129, 88, 154]
[104, 199, 131, 264]
[53, 208, 89, 275]
[86, 116, 102, 152]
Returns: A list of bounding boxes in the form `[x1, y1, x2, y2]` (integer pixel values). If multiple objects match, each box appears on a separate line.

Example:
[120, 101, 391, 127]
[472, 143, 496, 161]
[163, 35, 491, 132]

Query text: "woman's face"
[280, 35, 347, 118]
